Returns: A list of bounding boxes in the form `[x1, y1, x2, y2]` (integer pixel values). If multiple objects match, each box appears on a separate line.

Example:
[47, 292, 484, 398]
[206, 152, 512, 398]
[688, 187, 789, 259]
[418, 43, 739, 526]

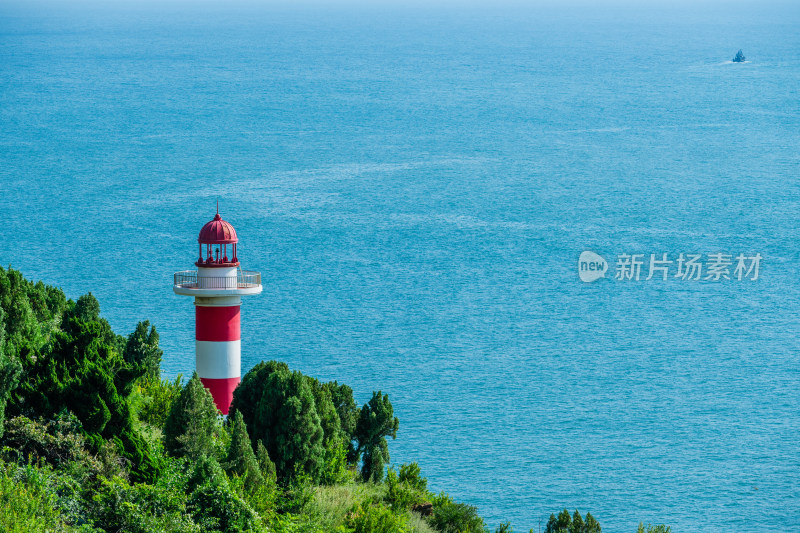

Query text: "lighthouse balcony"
[173, 270, 262, 296]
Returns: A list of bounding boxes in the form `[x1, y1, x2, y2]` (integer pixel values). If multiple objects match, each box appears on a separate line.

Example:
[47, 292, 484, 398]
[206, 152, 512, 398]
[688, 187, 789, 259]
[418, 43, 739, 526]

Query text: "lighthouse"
[173, 206, 262, 415]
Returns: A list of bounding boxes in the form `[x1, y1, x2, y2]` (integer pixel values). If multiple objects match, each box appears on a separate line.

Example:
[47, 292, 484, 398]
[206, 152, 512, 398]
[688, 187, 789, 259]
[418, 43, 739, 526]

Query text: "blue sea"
[1, 1, 799, 531]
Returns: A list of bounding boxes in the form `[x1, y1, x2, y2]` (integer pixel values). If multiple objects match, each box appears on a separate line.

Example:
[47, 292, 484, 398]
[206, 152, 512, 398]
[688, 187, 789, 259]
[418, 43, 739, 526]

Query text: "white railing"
[173, 270, 261, 289]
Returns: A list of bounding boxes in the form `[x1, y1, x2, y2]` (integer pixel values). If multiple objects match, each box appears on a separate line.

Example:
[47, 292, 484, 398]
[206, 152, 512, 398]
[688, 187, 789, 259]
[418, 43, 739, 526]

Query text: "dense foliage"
[228, 360, 358, 485]
[4, 280, 160, 482]
[0, 267, 667, 532]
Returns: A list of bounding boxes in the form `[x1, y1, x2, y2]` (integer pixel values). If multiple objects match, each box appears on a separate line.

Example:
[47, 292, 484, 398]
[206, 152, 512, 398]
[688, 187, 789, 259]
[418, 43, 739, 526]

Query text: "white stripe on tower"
[195, 340, 241, 378]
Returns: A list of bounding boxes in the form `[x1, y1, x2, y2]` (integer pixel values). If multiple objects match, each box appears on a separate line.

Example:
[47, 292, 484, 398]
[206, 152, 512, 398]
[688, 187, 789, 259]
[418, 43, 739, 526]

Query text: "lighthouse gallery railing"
[173, 270, 261, 289]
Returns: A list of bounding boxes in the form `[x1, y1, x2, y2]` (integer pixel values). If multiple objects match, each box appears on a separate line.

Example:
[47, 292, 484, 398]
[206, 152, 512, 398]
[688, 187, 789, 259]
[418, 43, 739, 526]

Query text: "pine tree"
[584, 513, 601, 533]
[225, 410, 264, 491]
[7, 289, 159, 482]
[544, 509, 601, 533]
[355, 390, 398, 482]
[257, 370, 325, 482]
[123, 321, 162, 381]
[571, 510, 584, 533]
[324, 380, 359, 463]
[163, 373, 220, 459]
[257, 440, 277, 482]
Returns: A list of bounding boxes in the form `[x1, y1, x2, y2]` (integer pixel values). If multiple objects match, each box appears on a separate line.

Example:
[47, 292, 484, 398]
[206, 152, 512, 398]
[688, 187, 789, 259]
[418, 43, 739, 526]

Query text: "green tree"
[224, 410, 264, 492]
[545, 510, 572, 533]
[71, 292, 100, 323]
[584, 513, 601, 533]
[324, 380, 359, 463]
[163, 373, 221, 460]
[230, 361, 326, 483]
[307, 377, 348, 484]
[0, 267, 68, 357]
[256, 440, 277, 483]
[355, 390, 398, 482]
[571, 510, 584, 533]
[185, 455, 261, 532]
[0, 351, 21, 439]
[123, 321, 162, 381]
[229, 360, 288, 442]
[428, 492, 485, 533]
[260, 370, 324, 482]
[135, 374, 183, 429]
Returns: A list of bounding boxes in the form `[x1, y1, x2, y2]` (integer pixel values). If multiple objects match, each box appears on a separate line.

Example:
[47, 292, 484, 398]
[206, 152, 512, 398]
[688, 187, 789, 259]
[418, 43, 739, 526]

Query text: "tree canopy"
[230, 361, 326, 483]
[163, 373, 221, 460]
[7, 290, 159, 482]
[355, 390, 399, 482]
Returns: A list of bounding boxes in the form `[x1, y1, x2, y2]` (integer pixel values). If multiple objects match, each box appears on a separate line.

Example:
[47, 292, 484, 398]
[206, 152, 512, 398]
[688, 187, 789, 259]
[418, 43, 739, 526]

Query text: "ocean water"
[1, 2, 799, 531]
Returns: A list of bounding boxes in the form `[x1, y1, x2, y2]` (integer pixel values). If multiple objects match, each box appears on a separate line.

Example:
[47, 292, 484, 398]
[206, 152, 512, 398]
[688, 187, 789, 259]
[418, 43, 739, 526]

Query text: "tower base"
[200, 376, 241, 415]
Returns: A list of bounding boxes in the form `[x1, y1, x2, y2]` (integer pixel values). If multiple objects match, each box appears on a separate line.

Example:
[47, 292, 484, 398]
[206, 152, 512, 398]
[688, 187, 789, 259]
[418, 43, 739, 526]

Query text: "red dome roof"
[198, 213, 238, 244]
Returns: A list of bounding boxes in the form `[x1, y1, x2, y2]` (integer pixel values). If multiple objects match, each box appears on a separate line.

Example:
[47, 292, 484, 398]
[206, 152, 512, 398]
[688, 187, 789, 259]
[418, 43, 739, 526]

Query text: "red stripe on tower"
[196, 305, 241, 342]
[199, 376, 241, 413]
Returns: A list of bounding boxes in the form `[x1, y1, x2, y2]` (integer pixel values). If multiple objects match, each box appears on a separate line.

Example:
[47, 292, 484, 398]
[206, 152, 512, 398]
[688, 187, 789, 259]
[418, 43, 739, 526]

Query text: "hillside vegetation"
[0, 267, 671, 533]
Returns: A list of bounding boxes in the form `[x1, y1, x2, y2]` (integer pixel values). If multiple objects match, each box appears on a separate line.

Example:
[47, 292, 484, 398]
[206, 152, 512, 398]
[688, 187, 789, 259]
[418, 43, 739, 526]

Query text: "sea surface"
[1, 2, 799, 531]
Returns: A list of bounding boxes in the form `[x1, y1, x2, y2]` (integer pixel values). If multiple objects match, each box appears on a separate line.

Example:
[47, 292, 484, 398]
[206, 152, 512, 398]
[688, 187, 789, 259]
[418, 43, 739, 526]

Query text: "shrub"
[134, 374, 183, 430]
[189, 482, 261, 532]
[398, 463, 427, 492]
[427, 492, 485, 533]
[385, 464, 429, 511]
[0, 460, 84, 533]
[1, 414, 92, 467]
[89, 473, 200, 533]
[346, 500, 409, 533]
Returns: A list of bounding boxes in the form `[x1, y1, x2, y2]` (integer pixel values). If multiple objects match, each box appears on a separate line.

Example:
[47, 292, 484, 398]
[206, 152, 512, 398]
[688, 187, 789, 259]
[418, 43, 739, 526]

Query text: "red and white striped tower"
[173, 205, 262, 415]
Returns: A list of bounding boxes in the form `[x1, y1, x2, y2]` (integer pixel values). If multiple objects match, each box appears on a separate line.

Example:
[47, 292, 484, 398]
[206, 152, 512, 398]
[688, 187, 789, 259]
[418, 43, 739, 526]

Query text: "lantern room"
[197, 211, 239, 267]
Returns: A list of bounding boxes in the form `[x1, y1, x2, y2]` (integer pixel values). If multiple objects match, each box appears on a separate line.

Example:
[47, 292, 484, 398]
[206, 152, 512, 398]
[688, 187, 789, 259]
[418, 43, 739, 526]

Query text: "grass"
[307, 482, 437, 533]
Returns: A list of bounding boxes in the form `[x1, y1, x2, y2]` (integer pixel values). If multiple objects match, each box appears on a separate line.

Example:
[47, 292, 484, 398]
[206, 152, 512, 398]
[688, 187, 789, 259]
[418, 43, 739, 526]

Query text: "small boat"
[732, 49, 746, 62]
